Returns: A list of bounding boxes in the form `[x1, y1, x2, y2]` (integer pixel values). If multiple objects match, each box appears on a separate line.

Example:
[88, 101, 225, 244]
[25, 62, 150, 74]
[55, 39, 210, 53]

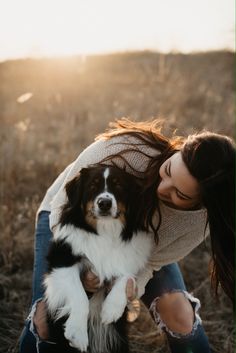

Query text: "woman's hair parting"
[181, 132, 235, 302]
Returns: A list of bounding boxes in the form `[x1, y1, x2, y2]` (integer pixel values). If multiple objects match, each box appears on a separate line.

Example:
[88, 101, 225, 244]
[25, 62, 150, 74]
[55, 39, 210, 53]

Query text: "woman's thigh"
[141, 263, 186, 308]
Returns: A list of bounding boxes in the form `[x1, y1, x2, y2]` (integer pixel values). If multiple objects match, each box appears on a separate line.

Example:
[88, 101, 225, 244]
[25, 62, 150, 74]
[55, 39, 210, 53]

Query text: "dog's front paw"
[64, 316, 88, 352]
[101, 293, 126, 325]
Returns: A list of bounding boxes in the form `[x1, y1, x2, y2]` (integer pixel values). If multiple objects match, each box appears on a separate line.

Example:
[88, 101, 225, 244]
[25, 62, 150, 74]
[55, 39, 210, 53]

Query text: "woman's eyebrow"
[169, 161, 192, 200]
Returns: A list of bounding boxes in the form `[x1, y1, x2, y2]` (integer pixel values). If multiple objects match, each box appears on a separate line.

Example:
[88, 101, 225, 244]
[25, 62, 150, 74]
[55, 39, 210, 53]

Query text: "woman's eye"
[176, 191, 188, 201]
[165, 164, 170, 177]
[177, 194, 185, 200]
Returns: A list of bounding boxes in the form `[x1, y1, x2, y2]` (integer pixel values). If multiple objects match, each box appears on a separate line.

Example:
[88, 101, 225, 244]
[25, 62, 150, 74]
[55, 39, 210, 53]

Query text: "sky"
[0, 0, 234, 61]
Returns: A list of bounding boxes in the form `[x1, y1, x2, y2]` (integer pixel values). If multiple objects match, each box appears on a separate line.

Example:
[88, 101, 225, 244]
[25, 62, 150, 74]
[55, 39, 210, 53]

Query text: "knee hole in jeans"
[149, 290, 202, 338]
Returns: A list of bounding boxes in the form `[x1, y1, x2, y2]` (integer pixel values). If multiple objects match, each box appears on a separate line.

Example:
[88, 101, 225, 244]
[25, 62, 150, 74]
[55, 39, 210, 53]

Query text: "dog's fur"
[44, 165, 152, 353]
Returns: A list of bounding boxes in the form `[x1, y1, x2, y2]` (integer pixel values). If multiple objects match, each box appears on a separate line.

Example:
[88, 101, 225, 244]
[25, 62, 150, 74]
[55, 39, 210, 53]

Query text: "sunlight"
[0, 0, 234, 60]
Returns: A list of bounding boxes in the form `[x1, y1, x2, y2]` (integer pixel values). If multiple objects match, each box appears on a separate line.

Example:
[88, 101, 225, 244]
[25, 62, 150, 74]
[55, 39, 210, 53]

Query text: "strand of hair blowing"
[181, 132, 235, 302]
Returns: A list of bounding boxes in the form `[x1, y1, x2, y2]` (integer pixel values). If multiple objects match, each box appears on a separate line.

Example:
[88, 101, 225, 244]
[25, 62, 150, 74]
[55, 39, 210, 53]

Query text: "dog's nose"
[97, 198, 112, 211]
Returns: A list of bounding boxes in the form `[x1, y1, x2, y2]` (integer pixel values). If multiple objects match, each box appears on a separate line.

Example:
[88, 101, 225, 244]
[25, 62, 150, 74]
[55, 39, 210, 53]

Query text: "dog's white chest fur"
[54, 219, 152, 282]
[46, 218, 153, 352]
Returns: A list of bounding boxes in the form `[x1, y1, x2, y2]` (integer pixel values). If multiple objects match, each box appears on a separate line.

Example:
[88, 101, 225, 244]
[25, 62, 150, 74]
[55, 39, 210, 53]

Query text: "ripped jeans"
[19, 211, 210, 353]
[141, 265, 210, 352]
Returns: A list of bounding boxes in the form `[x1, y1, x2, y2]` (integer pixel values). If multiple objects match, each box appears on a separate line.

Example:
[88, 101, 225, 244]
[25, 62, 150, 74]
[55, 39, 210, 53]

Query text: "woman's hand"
[33, 300, 49, 340]
[82, 271, 137, 301]
[82, 270, 101, 292]
[126, 278, 140, 322]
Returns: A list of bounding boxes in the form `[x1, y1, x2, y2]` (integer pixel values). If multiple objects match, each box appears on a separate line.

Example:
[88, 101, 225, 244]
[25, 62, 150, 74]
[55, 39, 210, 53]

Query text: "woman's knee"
[150, 291, 201, 336]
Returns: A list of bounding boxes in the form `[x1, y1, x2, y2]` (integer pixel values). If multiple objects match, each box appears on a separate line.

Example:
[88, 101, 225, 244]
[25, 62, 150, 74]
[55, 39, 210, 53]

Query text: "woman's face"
[157, 152, 201, 210]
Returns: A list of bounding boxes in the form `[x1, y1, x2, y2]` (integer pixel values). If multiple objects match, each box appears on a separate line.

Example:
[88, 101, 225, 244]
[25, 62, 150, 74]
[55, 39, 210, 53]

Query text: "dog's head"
[60, 165, 142, 240]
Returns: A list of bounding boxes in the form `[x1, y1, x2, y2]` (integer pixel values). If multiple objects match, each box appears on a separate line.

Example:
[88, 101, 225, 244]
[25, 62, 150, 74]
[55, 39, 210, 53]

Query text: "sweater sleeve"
[135, 229, 208, 298]
[135, 206, 209, 297]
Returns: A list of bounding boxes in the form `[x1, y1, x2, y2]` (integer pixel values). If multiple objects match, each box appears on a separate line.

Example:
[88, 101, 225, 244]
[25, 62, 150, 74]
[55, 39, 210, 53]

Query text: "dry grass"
[0, 50, 234, 353]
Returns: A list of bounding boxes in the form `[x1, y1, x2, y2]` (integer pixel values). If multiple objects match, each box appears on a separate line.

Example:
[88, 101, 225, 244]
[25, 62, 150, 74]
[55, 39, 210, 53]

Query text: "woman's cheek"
[171, 194, 189, 209]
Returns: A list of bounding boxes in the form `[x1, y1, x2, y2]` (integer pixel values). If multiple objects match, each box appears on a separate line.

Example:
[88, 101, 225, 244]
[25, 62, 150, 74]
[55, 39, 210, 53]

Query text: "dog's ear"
[65, 168, 88, 207]
[122, 176, 144, 240]
[60, 168, 88, 227]
[65, 174, 82, 207]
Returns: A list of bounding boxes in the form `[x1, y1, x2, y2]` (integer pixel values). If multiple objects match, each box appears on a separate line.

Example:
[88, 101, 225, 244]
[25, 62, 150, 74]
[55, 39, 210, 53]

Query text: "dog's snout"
[97, 198, 112, 211]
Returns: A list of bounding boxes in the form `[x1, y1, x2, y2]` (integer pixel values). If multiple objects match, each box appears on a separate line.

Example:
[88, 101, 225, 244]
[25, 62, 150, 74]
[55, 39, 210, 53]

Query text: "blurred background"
[0, 0, 234, 352]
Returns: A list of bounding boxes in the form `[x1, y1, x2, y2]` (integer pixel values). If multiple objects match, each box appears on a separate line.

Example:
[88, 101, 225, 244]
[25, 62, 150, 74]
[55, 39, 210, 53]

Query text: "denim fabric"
[141, 265, 211, 353]
[19, 211, 211, 353]
[31, 211, 53, 304]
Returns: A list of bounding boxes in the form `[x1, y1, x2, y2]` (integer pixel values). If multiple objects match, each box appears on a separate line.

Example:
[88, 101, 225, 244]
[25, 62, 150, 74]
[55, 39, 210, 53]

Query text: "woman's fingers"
[33, 300, 49, 340]
[82, 270, 101, 292]
[82, 272, 137, 299]
[126, 278, 137, 301]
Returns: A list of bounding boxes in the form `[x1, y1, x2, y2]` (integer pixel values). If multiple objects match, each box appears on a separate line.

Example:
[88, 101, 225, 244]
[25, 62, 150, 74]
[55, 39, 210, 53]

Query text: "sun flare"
[0, 0, 234, 61]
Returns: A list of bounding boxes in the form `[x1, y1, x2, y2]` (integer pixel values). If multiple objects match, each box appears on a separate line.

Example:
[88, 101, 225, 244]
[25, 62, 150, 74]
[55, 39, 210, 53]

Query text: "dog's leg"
[101, 275, 134, 325]
[44, 264, 89, 351]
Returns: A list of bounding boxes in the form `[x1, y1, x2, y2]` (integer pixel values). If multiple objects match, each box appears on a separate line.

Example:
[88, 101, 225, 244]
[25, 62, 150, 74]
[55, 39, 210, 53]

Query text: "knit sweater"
[38, 135, 209, 297]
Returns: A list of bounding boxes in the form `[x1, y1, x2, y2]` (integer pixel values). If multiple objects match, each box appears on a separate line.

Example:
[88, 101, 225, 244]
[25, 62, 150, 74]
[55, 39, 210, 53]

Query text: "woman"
[19, 118, 235, 353]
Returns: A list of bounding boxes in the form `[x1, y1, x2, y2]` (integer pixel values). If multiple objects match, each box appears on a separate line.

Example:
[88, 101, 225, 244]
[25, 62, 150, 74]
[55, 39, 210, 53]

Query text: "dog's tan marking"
[117, 202, 126, 225]
[85, 201, 97, 229]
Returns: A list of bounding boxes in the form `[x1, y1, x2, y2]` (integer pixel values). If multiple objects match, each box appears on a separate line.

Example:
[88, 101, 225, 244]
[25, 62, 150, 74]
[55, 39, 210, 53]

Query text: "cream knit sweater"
[38, 135, 209, 297]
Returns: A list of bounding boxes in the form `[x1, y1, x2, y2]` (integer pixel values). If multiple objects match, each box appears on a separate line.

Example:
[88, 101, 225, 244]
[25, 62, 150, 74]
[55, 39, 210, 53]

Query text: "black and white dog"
[44, 165, 152, 353]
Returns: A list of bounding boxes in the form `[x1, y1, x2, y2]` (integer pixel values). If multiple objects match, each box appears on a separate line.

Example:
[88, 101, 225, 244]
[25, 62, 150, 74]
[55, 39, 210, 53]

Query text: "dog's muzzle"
[97, 197, 112, 213]
[94, 192, 118, 218]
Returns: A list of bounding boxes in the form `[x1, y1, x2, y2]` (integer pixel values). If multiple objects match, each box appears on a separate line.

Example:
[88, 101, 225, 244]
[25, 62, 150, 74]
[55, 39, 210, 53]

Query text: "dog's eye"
[89, 183, 97, 191]
[111, 178, 123, 190]
[88, 177, 101, 191]
[115, 182, 123, 190]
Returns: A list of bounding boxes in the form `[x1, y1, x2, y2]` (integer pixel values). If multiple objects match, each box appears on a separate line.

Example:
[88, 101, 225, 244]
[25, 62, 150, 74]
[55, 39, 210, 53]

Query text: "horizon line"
[0, 47, 234, 64]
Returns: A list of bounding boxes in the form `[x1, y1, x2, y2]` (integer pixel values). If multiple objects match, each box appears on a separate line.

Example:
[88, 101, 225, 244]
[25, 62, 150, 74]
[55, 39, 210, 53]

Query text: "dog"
[44, 165, 152, 353]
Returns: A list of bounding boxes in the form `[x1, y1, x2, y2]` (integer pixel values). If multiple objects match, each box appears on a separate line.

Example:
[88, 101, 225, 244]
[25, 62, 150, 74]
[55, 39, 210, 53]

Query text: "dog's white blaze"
[103, 167, 110, 190]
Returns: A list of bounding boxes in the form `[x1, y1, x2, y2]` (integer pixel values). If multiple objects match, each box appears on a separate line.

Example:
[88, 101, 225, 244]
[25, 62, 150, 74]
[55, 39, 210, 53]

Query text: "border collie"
[44, 165, 152, 353]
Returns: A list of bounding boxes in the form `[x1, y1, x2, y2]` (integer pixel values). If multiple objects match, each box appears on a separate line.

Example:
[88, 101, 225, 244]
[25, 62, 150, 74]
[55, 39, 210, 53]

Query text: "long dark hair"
[96, 118, 184, 239]
[181, 132, 235, 302]
[97, 118, 235, 301]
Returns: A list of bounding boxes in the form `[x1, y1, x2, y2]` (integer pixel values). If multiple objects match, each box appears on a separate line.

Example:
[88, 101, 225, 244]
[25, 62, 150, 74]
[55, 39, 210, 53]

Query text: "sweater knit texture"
[38, 135, 208, 297]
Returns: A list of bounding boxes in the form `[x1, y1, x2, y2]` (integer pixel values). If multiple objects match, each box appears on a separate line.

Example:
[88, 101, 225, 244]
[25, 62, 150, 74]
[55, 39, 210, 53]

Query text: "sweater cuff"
[49, 211, 60, 231]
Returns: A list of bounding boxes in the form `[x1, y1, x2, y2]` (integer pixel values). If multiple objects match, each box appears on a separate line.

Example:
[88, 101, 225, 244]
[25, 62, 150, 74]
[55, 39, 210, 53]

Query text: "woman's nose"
[158, 179, 171, 195]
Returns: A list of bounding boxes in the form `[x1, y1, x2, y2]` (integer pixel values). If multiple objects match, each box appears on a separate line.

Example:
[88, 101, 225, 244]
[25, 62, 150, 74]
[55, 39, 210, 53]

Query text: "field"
[0, 51, 234, 353]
